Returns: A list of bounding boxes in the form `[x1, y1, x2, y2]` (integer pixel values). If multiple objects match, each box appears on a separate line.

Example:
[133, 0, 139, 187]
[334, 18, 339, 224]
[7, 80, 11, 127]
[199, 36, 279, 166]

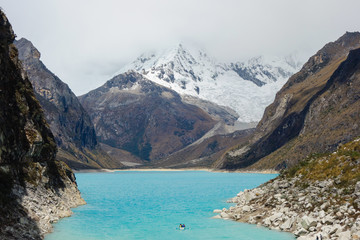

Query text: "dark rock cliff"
[217, 32, 360, 170]
[14, 38, 122, 169]
[79, 71, 216, 162]
[0, 10, 85, 239]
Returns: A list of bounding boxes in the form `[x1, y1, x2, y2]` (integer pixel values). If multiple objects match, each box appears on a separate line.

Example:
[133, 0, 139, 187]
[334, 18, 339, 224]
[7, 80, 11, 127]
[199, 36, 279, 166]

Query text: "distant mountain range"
[77, 45, 302, 165]
[3, 4, 360, 239]
[12, 33, 360, 170]
[116, 44, 302, 122]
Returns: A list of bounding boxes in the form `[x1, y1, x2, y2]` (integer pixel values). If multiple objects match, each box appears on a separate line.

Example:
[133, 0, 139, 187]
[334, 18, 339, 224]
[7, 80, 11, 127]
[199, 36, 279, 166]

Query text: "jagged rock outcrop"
[79, 71, 216, 162]
[0, 10, 85, 239]
[217, 32, 360, 170]
[216, 137, 360, 239]
[14, 38, 122, 169]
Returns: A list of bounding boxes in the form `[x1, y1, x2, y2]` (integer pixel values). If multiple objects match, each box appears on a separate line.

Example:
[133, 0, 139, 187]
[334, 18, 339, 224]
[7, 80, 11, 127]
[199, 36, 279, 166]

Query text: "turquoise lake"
[46, 171, 295, 240]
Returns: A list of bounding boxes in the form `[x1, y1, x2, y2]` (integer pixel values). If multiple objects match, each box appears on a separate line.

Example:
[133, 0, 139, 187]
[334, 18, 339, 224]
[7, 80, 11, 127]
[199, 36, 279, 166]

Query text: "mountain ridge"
[216, 32, 360, 170]
[115, 44, 302, 122]
[14, 38, 123, 169]
[79, 71, 217, 163]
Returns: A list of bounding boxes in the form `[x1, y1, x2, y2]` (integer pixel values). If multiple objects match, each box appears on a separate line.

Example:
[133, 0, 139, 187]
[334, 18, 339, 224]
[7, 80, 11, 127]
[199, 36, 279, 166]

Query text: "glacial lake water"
[46, 171, 295, 240]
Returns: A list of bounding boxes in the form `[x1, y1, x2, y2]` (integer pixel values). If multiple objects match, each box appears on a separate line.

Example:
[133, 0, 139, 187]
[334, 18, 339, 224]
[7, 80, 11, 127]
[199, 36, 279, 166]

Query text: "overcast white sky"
[1, 0, 360, 95]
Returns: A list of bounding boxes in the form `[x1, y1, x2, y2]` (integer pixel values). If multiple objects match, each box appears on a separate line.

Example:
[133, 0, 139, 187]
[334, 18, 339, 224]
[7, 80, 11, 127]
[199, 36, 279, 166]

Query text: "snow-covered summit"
[231, 55, 302, 86]
[115, 44, 302, 122]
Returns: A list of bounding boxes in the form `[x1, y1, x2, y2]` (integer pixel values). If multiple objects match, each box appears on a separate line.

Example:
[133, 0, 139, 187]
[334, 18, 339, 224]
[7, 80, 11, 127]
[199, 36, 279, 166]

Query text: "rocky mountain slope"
[116, 44, 302, 122]
[0, 10, 85, 239]
[79, 71, 216, 162]
[216, 32, 360, 170]
[216, 137, 360, 239]
[14, 38, 122, 169]
[151, 128, 255, 168]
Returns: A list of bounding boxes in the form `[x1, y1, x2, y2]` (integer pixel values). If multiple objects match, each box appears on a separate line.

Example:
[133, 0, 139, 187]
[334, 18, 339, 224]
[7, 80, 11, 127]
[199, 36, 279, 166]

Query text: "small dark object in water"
[179, 224, 186, 230]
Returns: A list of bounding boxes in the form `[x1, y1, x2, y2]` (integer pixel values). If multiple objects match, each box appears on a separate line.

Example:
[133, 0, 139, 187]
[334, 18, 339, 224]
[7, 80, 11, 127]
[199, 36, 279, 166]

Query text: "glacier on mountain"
[115, 44, 302, 122]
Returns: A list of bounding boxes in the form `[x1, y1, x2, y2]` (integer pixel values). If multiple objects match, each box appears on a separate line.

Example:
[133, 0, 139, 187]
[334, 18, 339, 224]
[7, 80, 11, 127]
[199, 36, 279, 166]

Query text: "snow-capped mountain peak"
[115, 44, 302, 122]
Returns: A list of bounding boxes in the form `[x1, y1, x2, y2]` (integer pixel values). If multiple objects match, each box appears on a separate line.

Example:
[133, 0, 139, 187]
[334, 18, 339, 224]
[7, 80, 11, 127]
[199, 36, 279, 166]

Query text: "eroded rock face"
[218, 32, 360, 170]
[0, 10, 84, 239]
[14, 38, 122, 169]
[79, 71, 216, 162]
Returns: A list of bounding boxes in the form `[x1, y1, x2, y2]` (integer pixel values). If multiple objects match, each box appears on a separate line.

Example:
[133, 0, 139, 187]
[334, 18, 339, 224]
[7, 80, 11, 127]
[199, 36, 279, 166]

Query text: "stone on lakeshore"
[263, 217, 272, 226]
[280, 217, 294, 230]
[213, 209, 222, 213]
[211, 215, 221, 219]
[272, 182, 279, 189]
[337, 230, 351, 240]
[305, 203, 312, 209]
[328, 224, 342, 235]
[281, 207, 290, 214]
[242, 205, 251, 212]
[243, 191, 257, 203]
[352, 231, 360, 239]
[237, 191, 244, 197]
[300, 216, 317, 230]
[279, 182, 290, 189]
[220, 212, 230, 219]
[355, 181, 360, 193]
[318, 181, 328, 188]
[322, 215, 334, 225]
[248, 216, 257, 224]
[299, 196, 306, 202]
[318, 210, 326, 218]
[316, 222, 322, 229]
[295, 228, 308, 236]
[297, 236, 313, 240]
[268, 212, 283, 222]
[274, 193, 282, 200]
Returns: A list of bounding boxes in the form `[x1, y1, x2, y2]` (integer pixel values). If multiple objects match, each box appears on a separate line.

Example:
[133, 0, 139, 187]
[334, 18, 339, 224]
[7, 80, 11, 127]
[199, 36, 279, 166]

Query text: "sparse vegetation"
[282, 137, 360, 190]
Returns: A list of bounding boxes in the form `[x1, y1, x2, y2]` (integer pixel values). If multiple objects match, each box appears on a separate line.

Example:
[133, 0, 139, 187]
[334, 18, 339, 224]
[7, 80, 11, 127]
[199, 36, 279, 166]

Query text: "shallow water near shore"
[46, 171, 295, 240]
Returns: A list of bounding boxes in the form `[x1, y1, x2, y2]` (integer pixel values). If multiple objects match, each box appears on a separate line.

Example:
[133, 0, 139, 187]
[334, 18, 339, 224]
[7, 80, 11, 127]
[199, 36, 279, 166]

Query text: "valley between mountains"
[13, 33, 304, 169]
[1, 6, 360, 239]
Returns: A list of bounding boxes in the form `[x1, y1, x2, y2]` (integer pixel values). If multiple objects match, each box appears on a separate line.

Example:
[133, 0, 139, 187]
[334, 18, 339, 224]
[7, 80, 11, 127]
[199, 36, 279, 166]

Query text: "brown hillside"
[216, 32, 360, 170]
[79, 71, 216, 162]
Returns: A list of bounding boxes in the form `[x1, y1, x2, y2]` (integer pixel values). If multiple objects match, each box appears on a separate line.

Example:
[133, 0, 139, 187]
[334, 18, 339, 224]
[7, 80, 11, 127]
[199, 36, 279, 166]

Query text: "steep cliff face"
[217, 32, 360, 170]
[79, 71, 216, 162]
[0, 10, 84, 239]
[14, 38, 122, 169]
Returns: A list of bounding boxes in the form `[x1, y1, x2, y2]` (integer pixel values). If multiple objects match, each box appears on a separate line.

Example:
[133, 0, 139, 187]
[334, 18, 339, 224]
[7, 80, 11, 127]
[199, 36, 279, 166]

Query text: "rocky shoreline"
[1, 162, 86, 239]
[214, 177, 360, 240]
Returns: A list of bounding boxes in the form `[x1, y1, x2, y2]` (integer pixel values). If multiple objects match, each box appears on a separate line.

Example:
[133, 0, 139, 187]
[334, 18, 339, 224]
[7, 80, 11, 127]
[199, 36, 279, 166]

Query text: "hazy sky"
[1, 0, 360, 95]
